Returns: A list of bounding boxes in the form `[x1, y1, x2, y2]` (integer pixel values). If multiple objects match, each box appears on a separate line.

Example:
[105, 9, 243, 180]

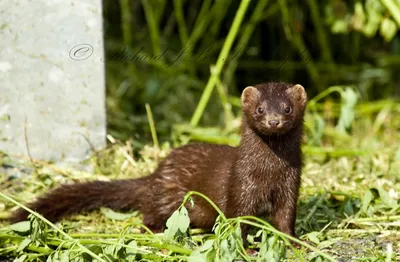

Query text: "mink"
[10, 82, 307, 238]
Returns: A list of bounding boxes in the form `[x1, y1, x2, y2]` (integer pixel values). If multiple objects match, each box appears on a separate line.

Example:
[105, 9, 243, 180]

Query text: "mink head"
[241, 82, 307, 135]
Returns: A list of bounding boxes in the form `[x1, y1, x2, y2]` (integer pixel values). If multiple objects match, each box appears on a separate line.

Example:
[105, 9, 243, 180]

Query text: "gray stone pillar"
[0, 0, 106, 164]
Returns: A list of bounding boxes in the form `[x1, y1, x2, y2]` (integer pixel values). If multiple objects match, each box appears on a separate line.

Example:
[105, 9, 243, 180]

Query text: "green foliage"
[326, 0, 400, 42]
[100, 208, 138, 221]
[164, 206, 190, 240]
[1, 2, 400, 261]
[1, 121, 400, 260]
[103, 0, 400, 146]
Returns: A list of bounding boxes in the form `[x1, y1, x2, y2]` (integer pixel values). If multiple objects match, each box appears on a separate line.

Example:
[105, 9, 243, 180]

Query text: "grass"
[0, 97, 400, 261]
[1, 2, 400, 259]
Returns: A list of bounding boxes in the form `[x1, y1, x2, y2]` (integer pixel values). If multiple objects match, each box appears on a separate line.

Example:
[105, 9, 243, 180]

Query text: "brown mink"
[10, 82, 307, 238]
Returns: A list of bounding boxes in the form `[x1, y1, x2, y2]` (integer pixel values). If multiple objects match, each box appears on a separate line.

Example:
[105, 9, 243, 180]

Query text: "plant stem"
[119, 0, 132, 47]
[308, 86, 346, 109]
[141, 0, 161, 56]
[327, 228, 400, 237]
[190, 0, 251, 126]
[209, 0, 232, 38]
[183, 0, 213, 74]
[183, 191, 227, 221]
[239, 219, 336, 262]
[278, 0, 320, 89]
[292, 33, 320, 88]
[301, 193, 326, 225]
[173, 0, 189, 46]
[145, 103, 159, 148]
[0, 192, 107, 262]
[306, 0, 334, 65]
[224, 0, 269, 87]
[277, 0, 292, 40]
[214, 72, 234, 126]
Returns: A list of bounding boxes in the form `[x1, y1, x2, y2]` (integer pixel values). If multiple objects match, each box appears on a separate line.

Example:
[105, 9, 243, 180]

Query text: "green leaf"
[30, 216, 47, 243]
[104, 238, 124, 258]
[60, 251, 70, 262]
[377, 187, 398, 209]
[188, 252, 208, 262]
[331, 20, 349, 34]
[380, 18, 397, 42]
[16, 238, 31, 252]
[360, 189, 374, 214]
[395, 146, 400, 161]
[177, 206, 190, 233]
[258, 231, 269, 260]
[265, 248, 276, 262]
[104, 244, 117, 257]
[164, 206, 190, 240]
[71, 257, 85, 262]
[188, 240, 215, 262]
[8, 221, 30, 233]
[344, 199, 355, 216]
[164, 210, 180, 239]
[318, 238, 340, 249]
[100, 207, 137, 220]
[352, 2, 366, 31]
[14, 255, 27, 262]
[219, 238, 236, 261]
[336, 87, 358, 134]
[306, 231, 320, 245]
[126, 240, 138, 254]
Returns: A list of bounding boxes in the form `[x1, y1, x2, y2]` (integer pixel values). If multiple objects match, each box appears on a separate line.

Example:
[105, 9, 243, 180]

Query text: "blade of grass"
[214, 68, 234, 126]
[119, 0, 132, 47]
[209, 0, 233, 38]
[306, 0, 334, 65]
[278, 0, 320, 89]
[141, 0, 161, 56]
[173, 0, 189, 46]
[0, 192, 108, 262]
[145, 103, 159, 148]
[224, 0, 270, 87]
[190, 0, 251, 127]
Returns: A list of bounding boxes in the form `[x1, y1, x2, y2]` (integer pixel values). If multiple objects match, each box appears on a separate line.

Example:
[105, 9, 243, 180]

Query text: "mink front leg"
[270, 197, 298, 238]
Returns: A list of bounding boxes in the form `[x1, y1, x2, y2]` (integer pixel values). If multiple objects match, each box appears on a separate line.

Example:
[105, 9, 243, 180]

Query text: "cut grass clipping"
[1, 83, 400, 260]
[0, 140, 399, 261]
[1, 188, 333, 262]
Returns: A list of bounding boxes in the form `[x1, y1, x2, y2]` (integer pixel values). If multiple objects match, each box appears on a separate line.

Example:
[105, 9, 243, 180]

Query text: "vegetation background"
[104, 0, 400, 147]
[1, 0, 400, 261]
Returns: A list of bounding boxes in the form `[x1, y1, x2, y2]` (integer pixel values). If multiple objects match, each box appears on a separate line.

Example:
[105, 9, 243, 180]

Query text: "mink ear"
[288, 84, 307, 108]
[241, 86, 259, 107]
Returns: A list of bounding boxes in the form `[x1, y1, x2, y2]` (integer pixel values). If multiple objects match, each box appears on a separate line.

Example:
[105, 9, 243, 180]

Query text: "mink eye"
[284, 106, 292, 114]
[256, 107, 264, 114]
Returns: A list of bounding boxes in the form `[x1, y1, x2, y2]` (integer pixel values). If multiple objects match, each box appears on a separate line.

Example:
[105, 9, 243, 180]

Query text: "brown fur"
[10, 82, 307, 237]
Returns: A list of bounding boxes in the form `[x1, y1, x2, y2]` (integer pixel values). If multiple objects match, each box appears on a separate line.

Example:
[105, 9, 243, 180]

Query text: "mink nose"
[268, 120, 280, 128]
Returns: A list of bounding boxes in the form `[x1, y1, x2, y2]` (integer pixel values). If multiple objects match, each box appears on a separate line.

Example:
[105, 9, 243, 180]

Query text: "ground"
[0, 123, 400, 261]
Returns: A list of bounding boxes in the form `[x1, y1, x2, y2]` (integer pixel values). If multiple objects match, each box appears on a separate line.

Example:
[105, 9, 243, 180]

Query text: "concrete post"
[0, 0, 106, 164]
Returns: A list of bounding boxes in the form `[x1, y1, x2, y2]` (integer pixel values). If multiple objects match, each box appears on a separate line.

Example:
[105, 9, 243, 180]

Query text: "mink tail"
[9, 178, 148, 223]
